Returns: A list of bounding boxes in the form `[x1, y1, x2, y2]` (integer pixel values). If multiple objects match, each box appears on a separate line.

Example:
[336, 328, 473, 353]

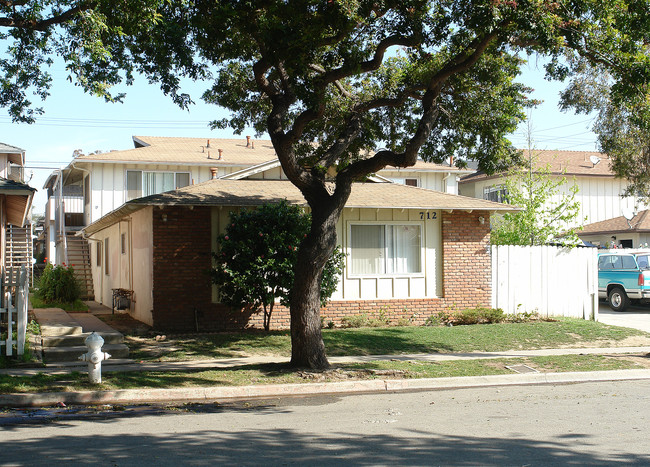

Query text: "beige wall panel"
[130, 207, 153, 325]
[377, 278, 393, 299]
[360, 278, 377, 298]
[393, 277, 410, 297]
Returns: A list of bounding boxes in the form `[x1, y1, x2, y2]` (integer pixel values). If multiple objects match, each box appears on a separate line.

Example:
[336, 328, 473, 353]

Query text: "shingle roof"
[73, 135, 470, 173]
[0, 142, 24, 154]
[460, 149, 612, 183]
[0, 178, 35, 227]
[75, 136, 277, 166]
[0, 178, 36, 194]
[580, 210, 650, 235]
[83, 179, 517, 235]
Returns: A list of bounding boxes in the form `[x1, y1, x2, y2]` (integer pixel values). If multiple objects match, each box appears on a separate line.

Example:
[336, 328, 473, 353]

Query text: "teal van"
[598, 251, 650, 311]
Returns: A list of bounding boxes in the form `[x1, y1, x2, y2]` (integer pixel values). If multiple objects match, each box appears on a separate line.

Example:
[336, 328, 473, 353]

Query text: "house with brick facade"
[42, 135, 472, 300]
[81, 177, 516, 331]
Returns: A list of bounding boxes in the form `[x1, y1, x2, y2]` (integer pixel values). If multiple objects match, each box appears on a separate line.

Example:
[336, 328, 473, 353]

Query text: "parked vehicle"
[598, 250, 650, 311]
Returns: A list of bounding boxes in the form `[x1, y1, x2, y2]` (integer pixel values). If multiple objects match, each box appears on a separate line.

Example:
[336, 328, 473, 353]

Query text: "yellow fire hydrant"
[79, 332, 111, 384]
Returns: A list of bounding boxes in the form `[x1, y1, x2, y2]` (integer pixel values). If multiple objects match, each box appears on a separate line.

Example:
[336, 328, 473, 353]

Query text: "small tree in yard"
[491, 153, 585, 247]
[212, 201, 344, 332]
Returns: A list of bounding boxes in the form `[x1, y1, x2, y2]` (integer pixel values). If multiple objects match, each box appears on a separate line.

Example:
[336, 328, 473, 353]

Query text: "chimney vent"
[246, 135, 251, 148]
[206, 139, 211, 148]
[207, 150, 211, 159]
[251, 140, 255, 149]
[218, 149, 223, 160]
[210, 168, 218, 179]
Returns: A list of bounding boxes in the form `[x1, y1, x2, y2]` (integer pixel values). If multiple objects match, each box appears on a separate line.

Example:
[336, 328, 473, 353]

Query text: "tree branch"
[317, 34, 421, 86]
[0, 4, 91, 32]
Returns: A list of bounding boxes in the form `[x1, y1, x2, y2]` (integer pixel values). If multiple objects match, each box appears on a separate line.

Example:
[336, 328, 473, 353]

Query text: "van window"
[621, 256, 637, 269]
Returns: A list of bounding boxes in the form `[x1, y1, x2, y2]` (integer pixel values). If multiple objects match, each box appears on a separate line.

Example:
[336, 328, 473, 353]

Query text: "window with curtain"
[350, 223, 422, 275]
[126, 170, 191, 200]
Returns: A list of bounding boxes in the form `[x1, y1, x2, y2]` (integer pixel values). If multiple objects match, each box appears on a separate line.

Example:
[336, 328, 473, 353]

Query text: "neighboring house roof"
[579, 210, 650, 235]
[0, 178, 36, 226]
[83, 179, 518, 235]
[0, 142, 24, 154]
[460, 149, 611, 184]
[0, 142, 25, 166]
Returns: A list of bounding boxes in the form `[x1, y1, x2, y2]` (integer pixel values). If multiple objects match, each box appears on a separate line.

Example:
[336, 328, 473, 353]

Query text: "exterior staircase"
[5, 225, 33, 287]
[65, 232, 94, 300]
[33, 308, 130, 365]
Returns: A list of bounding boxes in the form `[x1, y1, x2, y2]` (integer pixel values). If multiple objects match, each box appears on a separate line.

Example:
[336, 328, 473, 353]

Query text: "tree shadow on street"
[1, 424, 647, 465]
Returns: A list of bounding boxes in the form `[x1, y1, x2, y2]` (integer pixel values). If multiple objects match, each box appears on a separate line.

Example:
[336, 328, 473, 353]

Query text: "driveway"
[598, 301, 650, 333]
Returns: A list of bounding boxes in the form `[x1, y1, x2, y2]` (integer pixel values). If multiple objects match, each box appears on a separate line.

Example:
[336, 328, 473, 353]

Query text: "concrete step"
[41, 331, 124, 348]
[33, 309, 127, 363]
[42, 343, 130, 363]
[44, 358, 135, 368]
[33, 308, 83, 336]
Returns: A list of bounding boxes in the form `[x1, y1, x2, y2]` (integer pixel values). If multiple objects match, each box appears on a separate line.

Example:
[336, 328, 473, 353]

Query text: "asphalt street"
[1, 379, 649, 466]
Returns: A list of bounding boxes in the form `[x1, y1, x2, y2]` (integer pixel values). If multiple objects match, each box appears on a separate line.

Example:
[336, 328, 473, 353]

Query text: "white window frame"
[483, 185, 507, 203]
[386, 177, 420, 187]
[346, 221, 425, 279]
[125, 170, 191, 201]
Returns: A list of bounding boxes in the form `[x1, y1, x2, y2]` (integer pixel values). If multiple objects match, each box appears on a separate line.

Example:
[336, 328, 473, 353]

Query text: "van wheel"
[608, 287, 630, 312]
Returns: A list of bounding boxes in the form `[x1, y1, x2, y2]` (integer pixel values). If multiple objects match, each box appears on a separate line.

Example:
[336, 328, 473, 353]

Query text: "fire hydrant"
[79, 332, 111, 384]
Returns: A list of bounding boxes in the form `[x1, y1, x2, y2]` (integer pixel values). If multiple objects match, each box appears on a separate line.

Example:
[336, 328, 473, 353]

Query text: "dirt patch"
[609, 353, 650, 368]
[556, 335, 650, 349]
[298, 367, 408, 382]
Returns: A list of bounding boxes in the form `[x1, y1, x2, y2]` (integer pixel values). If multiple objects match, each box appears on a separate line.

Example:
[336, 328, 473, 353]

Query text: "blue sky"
[1, 57, 599, 215]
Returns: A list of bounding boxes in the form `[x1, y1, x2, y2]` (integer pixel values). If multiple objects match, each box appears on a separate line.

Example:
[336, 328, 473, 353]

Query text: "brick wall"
[151, 207, 492, 331]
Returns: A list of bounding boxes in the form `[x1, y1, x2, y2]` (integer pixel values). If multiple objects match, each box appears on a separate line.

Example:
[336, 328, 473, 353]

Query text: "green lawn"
[0, 354, 644, 394]
[2, 318, 648, 394]
[29, 295, 89, 312]
[127, 318, 649, 361]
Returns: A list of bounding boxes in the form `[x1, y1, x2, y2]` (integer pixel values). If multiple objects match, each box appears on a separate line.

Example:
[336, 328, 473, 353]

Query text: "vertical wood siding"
[491, 245, 598, 319]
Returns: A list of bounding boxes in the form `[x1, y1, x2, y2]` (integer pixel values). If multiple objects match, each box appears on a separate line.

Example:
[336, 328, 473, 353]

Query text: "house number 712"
[419, 211, 437, 220]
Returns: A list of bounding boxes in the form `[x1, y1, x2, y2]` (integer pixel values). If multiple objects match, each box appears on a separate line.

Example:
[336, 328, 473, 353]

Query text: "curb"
[2, 369, 650, 408]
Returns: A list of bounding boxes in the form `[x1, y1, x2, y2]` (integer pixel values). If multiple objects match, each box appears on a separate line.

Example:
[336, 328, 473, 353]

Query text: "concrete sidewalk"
[1, 346, 649, 407]
[2, 346, 649, 376]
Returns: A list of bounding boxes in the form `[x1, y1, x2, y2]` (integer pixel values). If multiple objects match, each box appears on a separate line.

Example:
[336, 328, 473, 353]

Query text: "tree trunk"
[289, 203, 341, 369]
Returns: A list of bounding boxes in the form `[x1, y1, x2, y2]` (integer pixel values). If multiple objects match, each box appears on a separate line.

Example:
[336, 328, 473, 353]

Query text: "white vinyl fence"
[491, 245, 598, 320]
[0, 266, 29, 357]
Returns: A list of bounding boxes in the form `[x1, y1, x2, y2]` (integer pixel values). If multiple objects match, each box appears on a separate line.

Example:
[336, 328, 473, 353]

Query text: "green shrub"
[36, 263, 80, 304]
[506, 309, 540, 323]
[426, 307, 505, 326]
[341, 310, 390, 328]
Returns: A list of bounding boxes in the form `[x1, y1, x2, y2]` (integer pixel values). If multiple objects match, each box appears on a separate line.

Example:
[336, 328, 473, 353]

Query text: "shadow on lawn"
[323, 327, 454, 355]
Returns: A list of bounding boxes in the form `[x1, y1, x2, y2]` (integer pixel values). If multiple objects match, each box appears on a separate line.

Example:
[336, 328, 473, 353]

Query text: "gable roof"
[0, 142, 24, 154]
[460, 149, 612, 184]
[74, 136, 278, 167]
[0, 142, 25, 166]
[71, 135, 471, 174]
[83, 179, 518, 235]
[580, 210, 650, 235]
[0, 178, 36, 226]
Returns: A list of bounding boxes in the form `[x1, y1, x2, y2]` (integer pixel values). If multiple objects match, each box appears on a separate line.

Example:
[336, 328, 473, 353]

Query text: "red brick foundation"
[151, 207, 492, 331]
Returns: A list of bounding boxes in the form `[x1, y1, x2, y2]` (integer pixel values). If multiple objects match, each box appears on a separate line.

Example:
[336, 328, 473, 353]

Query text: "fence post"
[5, 292, 13, 357]
[16, 266, 27, 355]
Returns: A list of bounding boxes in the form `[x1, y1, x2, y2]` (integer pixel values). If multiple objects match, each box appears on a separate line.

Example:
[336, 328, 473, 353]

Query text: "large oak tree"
[3, 1, 650, 368]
